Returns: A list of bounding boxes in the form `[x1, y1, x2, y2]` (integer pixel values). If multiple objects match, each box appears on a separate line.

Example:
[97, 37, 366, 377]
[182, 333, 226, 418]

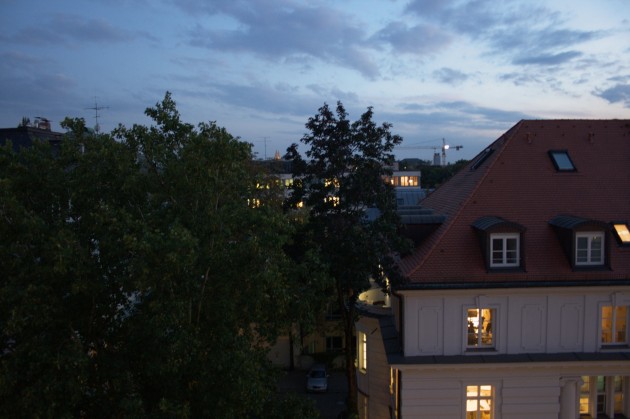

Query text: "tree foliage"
[417, 159, 469, 189]
[285, 102, 409, 414]
[0, 93, 313, 418]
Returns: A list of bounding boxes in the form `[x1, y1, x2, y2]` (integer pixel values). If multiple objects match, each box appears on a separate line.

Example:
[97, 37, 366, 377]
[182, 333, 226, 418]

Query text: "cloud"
[433, 67, 469, 84]
[594, 84, 630, 107]
[5, 13, 154, 45]
[182, 0, 380, 78]
[398, 100, 534, 128]
[512, 51, 582, 66]
[371, 22, 451, 55]
[405, 0, 601, 67]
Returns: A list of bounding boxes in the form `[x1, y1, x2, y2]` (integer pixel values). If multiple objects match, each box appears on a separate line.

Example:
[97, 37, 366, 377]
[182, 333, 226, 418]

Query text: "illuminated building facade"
[357, 120, 630, 419]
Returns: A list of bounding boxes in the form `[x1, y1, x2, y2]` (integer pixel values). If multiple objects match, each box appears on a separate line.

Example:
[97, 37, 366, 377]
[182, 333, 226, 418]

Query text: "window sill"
[572, 265, 610, 272]
[487, 266, 525, 273]
[599, 344, 630, 351]
[465, 347, 497, 354]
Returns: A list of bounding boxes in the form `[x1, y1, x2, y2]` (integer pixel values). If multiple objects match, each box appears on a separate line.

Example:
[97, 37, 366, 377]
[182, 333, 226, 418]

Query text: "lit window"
[579, 376, 590, 415]
[358, 331, 367, 372]
[325, 196, 340, 206]
[613, 223, 630, 246]
[575, 232, 604, 266]
[614, 376, 624, 413]
[601, 305, 628, 346]
[490, 233, 519, 267]
[467, 308, 495, 349]
[581, 376, 625, 417]
[466, 385, 493, 419]
[398, 176, 418, 187]
[324, 178, 340, 188]
[549, 150, 576, 171]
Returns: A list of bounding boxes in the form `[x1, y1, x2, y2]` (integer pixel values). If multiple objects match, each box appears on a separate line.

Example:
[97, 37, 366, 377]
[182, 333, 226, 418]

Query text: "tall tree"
[285, 102, 409, 415]
[0, 93, 317, 418]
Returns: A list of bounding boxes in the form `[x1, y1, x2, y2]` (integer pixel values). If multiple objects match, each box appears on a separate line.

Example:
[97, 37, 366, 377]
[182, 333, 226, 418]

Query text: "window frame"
[472, 216, 526, 272]
[489, 233, 520, 268]
[600, 304, 629, 348]
[465, 384, 494, 419]
[575, 231, 605, 266]
[548, 149, 576, 172]
[465, 307, 497, 351]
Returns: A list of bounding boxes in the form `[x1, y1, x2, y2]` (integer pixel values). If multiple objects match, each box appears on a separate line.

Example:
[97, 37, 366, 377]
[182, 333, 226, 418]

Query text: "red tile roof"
[400, 120, 630, 285]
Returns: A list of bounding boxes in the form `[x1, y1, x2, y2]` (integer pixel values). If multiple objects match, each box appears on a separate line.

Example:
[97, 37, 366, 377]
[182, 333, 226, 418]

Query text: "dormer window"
[575, 232, 604, 266]
[472, 216, 525, 271]
[549, 150, 576, 172]
[549, 215, 609, 270]
[490, 233, 520, 267]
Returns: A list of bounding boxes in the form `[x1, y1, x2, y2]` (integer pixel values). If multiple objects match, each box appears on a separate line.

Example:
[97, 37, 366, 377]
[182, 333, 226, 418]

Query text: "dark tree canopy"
[0, 93, 317, 418]
[285, 102, 409, 414]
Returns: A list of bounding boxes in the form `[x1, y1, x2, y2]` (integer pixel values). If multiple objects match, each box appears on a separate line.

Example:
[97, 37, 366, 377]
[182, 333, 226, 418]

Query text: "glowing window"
[579, 377, 590, 415]
[467, 308, 495, 349]
[358, 331, 367, 372]
[324, 178, 340, 188]
[613, 223, 630, 246]
[575, 232, 604, 266]
[325, 196, 340, 206]
[601, 305, 628, 345]
[466, 385, 493, 419]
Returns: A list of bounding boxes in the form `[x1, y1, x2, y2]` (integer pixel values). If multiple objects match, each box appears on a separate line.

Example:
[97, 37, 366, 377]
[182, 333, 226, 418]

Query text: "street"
[278, 369, 348, 419]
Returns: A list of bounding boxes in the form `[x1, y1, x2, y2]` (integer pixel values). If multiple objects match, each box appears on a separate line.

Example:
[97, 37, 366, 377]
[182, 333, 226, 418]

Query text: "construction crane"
[399, 138, 463, 166]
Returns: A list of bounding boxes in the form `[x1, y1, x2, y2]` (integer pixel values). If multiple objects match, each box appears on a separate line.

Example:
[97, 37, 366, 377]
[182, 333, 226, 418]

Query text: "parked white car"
[306, 364, 329, 392]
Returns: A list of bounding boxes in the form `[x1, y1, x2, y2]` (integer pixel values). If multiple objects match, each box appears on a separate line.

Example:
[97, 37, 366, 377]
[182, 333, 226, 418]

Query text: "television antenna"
[86, 98, 109, 133]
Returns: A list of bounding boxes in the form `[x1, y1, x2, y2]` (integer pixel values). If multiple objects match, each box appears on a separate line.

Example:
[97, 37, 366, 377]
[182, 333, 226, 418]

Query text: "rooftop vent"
[34, 117, 51, 131]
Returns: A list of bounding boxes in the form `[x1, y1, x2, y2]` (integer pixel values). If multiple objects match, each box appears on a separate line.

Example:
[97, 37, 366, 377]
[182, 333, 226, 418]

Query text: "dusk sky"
[1, 0, 629, 161]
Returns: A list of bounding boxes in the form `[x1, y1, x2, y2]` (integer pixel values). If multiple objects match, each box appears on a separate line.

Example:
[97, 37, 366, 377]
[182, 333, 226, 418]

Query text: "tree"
[285, 102, 409, 415]
[0, 93, 315, 417]
[418, 159, 469, 189]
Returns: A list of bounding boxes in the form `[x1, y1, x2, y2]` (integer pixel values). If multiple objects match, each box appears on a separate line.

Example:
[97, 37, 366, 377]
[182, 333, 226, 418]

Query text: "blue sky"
[1, 0, 629, 161]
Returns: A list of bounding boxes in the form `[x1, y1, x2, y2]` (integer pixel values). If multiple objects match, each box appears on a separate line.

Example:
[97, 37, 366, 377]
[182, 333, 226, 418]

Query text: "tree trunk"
[340, 290, 358, 416]
[344, 311, 358, 415]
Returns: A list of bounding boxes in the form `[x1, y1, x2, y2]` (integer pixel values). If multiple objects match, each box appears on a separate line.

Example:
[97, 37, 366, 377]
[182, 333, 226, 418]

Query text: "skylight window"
[549, 150, 576, 171]
[613, 223, 630, 246]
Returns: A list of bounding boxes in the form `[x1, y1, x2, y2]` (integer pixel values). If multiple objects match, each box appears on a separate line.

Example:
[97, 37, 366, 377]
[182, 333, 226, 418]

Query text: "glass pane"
[467, 310, 479, 346]
[615, 306, 627, 342]
[480, 385, 492, 396]
[550, 151, 575, 170]
[597, 376, 605, 393]
[480, 309, 494, 345]
[491, 238, 503, 264]
[590, 236, 602, 262]
[467, 385, 478, 397]
[602, 306, 613, 343]
[614, 223, 630, 243]
[480, 398, 492, 411]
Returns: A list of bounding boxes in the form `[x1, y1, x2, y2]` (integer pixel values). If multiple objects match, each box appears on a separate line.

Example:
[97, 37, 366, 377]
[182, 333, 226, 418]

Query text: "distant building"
[356, 120, 630, 419]
[0, 118, 64, 153]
